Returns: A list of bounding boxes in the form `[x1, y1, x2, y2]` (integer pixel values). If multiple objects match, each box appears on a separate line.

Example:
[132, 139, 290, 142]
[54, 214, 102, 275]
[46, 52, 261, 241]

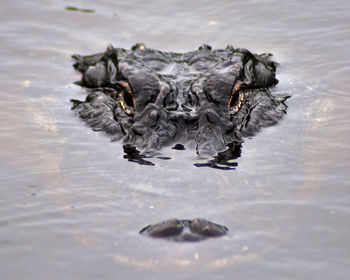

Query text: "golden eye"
[228, 81, 244, 113]
[116, 81, 136, 115]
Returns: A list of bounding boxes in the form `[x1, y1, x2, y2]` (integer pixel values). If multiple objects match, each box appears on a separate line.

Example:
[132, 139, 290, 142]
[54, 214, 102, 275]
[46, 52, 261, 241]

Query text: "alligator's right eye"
[228, 81, 244, 113]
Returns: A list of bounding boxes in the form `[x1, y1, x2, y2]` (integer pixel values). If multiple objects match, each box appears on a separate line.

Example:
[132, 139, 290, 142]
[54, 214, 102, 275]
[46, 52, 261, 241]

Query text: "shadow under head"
[71, 44, 288, 157]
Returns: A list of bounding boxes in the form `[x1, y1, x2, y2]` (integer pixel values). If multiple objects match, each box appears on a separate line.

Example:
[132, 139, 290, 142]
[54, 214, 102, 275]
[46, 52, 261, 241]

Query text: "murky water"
[1, 0, 349, 279]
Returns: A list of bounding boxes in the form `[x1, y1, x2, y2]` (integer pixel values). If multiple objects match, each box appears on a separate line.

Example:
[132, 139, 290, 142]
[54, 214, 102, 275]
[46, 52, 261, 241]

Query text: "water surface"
[1, 0, 349, 279]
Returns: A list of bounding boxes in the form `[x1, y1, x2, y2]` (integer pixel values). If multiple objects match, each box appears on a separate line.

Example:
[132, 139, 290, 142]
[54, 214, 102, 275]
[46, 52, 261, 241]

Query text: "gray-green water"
[1, 0, 349, 279]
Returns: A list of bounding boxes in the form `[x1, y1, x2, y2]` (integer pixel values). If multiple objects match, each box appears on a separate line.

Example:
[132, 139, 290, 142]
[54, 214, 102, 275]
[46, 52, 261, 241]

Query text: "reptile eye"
[229, 90, 239, 107]
[122, 90, 135, 108]
[116, 81, 136, 115]
[228, 81, 244, 112]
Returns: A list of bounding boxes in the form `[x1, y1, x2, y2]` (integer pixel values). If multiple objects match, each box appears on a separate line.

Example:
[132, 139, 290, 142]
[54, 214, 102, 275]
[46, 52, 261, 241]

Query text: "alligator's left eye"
[116, 81, 136, 115]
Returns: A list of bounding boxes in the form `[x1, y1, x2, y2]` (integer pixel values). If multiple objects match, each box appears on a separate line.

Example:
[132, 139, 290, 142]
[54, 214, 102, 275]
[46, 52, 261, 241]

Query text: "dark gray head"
[71, 44, 288, 161]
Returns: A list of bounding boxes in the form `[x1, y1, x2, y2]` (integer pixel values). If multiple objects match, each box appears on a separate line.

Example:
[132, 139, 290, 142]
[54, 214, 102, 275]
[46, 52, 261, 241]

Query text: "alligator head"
[71, 44, 288, 167]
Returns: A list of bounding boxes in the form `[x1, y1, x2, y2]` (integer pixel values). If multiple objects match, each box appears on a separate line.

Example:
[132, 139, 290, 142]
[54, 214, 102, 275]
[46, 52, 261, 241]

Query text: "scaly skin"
[71, 44, 288, 159]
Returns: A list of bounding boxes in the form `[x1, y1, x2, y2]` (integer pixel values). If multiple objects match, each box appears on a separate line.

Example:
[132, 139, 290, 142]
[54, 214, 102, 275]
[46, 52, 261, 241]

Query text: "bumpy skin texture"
[71, 44, 288, 157]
